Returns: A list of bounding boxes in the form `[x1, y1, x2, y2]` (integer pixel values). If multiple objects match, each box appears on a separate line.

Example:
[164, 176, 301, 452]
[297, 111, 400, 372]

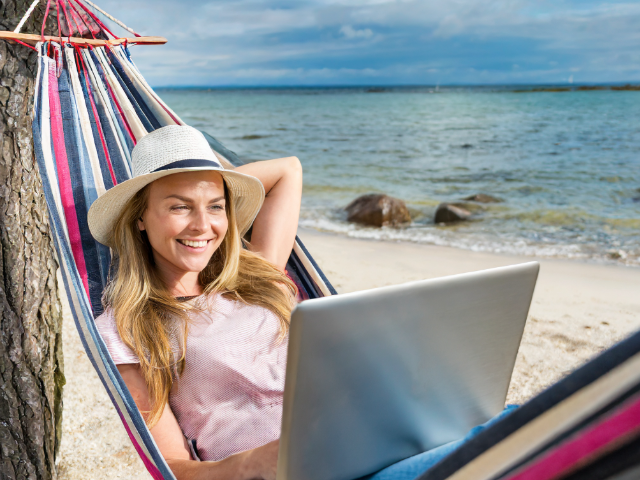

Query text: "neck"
[153, 256, 203, 297]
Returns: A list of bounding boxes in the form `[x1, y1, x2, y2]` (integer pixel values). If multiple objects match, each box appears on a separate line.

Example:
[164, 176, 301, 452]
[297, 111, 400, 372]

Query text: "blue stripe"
[152, 159, 221, 172]
[107, 49, 162, 130]
[89, 49, 135, 155]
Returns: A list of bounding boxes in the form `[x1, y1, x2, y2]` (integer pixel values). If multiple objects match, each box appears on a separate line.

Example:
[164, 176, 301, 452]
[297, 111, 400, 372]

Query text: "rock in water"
[463, 193, 503, 203]
[435, 203, 472, 224]
[345, 194, 411, 227]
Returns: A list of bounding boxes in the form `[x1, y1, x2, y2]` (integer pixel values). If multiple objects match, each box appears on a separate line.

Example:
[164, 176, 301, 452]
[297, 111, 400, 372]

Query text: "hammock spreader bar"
[0, 31, 167, 47]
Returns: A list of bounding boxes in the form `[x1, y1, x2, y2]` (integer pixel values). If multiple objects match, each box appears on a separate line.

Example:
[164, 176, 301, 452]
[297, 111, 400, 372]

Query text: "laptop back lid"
[278, 262, 539, 480]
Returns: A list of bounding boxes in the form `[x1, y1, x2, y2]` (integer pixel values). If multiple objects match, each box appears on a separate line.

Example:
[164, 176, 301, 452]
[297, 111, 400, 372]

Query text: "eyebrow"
[164, 194, 225, 203]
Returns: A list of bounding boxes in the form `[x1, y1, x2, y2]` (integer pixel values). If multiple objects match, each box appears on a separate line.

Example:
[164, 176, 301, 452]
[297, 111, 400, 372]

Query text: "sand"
[56, 229, 640, 478]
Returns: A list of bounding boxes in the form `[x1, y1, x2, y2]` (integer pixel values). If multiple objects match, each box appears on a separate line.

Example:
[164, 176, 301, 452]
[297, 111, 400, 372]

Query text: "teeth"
[180, 240, 208, 248]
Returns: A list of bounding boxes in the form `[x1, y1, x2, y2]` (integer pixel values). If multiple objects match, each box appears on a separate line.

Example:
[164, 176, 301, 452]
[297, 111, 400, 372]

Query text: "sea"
[157, 86, 640, 267]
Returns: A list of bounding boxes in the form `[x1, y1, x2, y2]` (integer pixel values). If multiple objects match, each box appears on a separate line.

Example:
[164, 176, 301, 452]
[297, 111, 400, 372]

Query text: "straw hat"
[88, 125, 265, 247]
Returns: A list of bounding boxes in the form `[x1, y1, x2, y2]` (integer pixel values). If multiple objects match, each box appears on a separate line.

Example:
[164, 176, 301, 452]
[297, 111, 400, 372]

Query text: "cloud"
[340, 25, 374, 39]
[82, 0, 640, 85]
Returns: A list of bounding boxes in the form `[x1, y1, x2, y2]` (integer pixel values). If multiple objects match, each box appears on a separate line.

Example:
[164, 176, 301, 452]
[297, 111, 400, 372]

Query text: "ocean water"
[157, 87, 640, 266]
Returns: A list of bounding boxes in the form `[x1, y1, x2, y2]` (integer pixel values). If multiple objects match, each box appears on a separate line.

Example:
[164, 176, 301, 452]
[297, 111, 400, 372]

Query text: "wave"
[298, 215, 640, 267]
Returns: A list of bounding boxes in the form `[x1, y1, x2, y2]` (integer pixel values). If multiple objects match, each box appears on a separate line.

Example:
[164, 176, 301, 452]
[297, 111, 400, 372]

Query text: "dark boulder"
[463, 193, 503, 203]
[345, 194, 411, 228]
[435, 203, 472, 224]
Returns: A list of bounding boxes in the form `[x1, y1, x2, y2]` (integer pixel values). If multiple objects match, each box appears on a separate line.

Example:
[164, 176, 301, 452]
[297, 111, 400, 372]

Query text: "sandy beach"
[56, 229, 640, 479]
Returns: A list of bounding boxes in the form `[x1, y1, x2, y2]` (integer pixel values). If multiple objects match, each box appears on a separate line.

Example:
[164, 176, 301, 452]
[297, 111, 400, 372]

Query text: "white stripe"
[32, 42, 43, 118]
[81, 49, 132, 178]
[111, 47, 178, 127]
[40, 57, 70, 244]
[64, 47, 106, 197]
[293, 241, 332, 297]
[93, 47, 147, 140]
[446, 351, 640, 480]
[115, 46, 185, 126]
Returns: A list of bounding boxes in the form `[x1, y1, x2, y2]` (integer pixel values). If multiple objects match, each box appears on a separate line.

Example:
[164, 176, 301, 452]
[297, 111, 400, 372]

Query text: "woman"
[90, 125, 513, 480]
[90, 125, 300, 479]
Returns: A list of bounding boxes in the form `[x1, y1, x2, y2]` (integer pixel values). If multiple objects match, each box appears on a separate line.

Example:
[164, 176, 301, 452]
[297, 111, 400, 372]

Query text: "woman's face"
[138, 171, 228, 278]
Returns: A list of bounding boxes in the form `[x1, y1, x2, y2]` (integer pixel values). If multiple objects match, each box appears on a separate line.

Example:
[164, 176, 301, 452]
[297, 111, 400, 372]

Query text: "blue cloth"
[360, 405, 519, 480]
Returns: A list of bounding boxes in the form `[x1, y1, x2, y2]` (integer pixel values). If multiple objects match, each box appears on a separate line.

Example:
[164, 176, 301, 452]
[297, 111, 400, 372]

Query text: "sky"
[93, 0, 640, 87]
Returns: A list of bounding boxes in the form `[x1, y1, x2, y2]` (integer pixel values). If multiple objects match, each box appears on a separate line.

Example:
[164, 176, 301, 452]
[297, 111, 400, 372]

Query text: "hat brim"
[88, 167, 265, 248]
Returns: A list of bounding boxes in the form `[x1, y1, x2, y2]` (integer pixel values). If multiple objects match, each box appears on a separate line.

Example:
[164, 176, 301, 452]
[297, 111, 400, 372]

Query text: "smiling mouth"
[177, 239, 210, 248]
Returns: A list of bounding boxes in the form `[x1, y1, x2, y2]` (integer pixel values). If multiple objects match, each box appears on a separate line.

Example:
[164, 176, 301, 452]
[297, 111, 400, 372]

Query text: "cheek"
[144, 212, 185, 245]
[213, 215, 229, 236]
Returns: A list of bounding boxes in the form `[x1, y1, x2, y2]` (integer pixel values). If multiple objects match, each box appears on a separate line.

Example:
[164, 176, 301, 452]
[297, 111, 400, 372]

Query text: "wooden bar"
[0, 31, 167, 46]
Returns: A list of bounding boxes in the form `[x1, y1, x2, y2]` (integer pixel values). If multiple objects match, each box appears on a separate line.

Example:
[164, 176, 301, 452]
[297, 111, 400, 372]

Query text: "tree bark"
[0, 2, 64, 479]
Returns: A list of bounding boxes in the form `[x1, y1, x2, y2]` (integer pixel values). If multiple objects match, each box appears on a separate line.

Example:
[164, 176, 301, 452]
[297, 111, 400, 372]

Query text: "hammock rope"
[13, 0, 41, 34]
[81, 0, 141, 37]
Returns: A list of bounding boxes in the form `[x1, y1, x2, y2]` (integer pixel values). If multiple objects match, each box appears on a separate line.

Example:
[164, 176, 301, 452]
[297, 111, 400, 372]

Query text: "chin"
[180, 261, 211, 273]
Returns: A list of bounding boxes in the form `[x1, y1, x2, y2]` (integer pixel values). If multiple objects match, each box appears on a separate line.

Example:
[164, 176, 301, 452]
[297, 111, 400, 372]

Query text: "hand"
[241, 440, 280, 480]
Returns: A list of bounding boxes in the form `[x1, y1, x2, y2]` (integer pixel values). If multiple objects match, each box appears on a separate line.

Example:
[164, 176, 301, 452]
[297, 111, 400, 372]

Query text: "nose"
[188, 208, 209, 234]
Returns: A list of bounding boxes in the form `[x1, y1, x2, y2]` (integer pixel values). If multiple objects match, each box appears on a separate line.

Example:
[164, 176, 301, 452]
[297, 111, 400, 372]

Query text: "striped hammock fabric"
[417, 329, 640, 480]
[30, 41, 640, 480]
[31, 41, 335, 480]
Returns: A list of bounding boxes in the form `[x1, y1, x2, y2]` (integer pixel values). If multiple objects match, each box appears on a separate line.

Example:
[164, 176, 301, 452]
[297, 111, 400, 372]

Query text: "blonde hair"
[103, 181, 296, 427]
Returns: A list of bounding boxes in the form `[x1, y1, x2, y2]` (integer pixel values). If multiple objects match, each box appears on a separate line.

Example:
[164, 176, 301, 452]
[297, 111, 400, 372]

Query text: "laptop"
[277, 262, 539, 480]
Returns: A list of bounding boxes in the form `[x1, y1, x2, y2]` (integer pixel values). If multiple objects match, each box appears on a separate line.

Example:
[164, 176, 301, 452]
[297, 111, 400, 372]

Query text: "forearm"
[167, 452, 250, 480]
[167, 440, 278, 480]
[235, 157, 302, 270]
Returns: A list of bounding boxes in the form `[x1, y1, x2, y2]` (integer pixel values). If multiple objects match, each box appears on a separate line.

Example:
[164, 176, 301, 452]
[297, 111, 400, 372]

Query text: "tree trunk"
[0, 2, 64, 479]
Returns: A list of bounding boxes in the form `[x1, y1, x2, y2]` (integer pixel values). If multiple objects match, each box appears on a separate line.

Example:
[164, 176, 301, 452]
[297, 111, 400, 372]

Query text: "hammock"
[31, 41, 335, 480]
[18, 3, 640, 480]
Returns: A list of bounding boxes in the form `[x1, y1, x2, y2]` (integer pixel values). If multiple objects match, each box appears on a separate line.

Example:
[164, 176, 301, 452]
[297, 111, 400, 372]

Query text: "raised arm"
[117, 364, 279, 480]
[234, 157, 302, 271]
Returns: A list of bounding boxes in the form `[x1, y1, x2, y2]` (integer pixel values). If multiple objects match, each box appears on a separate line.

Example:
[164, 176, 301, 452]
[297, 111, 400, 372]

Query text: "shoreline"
[297, 218, 640, 269]
[299, 224, 640, 270]
[56, 229, 640, 478]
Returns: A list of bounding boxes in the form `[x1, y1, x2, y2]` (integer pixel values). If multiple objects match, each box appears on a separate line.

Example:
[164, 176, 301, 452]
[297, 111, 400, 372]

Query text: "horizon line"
[152, 81, 640, 90]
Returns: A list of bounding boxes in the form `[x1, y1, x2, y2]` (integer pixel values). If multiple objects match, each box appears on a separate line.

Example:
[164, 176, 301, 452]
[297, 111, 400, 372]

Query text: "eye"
[170, 205, 189, 211]
[208, 204, 225, 212]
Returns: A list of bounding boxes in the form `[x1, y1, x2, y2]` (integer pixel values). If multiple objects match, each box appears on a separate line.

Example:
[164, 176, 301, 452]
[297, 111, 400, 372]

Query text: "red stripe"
[156, 96, 182, 125]
[48, 62, 91, 298]
[76, 48, 117, 185]
[117, 410, 165, 480]
[95, 52, 137, 144]
[504, 394, 640, 480]
[113, 48, 182, 125]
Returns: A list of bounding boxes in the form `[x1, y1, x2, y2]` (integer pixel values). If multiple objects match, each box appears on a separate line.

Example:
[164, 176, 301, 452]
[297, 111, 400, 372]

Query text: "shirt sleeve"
[95, 309, 140, 364]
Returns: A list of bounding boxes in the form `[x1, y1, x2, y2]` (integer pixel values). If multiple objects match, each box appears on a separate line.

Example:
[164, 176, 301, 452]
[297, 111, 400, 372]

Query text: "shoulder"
[95, 308, 118, 338]
[95, 308, 140, 365]
[95, 307, 115, 326]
